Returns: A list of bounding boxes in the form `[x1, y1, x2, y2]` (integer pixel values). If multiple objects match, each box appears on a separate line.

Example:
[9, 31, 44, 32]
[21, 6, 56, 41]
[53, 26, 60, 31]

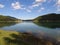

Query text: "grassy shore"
[0, 30, 60, 45]
[0, 30, 19, 45]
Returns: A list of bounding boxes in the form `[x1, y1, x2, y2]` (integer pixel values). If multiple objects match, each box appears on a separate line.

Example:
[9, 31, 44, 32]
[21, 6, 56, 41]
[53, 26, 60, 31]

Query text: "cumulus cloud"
[11, 2, 22, 10]
[11, 2, 31, 13]
[11, 0, 46, 12]
[0, 4, 4, 8]
[56, 0, 60, 11]
[56, 0, 60, 5]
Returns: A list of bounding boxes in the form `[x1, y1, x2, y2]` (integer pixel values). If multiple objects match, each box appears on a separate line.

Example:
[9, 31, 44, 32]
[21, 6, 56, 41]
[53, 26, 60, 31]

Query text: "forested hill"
[33, 13, 60, 22]
[0, 15, 21, 22]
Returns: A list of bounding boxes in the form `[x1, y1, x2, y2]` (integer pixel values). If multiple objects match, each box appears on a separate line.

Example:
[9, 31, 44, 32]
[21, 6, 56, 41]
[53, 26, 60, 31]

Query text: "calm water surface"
[0, 21, 60, 41]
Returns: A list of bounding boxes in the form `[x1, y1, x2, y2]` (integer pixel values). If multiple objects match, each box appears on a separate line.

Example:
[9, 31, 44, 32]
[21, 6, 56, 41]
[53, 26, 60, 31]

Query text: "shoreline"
[0, 30, 60, 45]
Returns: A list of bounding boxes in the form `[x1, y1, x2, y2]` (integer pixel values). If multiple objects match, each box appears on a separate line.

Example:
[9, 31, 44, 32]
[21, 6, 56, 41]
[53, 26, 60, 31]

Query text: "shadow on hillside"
[4, 32, 60, 45]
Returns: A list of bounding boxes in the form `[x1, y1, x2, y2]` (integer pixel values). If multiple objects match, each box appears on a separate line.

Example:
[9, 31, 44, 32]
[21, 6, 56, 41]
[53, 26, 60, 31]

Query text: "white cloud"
[26, 0, 46, 12]
[31, 3, 41, 8]
[38, 7, 45, 12]
[29, 0, 46, 9]
[56, 0, 60, 12]
[26, 9, 31, 12]
[11, 0, 46, 12]
[0, 4, 4, 8]
[23, 8, 31, 12]
[57, 0, 60, 5]
[32, 3, 40, 7]
[11, 2, 22, 10]
[11, 2, 31, 12]
[35, 0, 46, 3]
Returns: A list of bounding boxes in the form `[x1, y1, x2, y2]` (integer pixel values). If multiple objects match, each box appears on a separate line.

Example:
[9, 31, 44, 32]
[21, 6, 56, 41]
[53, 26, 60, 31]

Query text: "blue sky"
[0, 0, 60, 20]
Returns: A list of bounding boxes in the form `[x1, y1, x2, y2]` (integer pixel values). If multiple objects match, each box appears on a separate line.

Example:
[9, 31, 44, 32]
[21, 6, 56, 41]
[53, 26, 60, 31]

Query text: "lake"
[0, 21, 60, 41]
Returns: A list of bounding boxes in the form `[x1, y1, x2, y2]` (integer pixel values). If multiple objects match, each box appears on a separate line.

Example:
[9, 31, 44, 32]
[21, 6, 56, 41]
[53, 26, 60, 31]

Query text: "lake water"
[0, 21, 60, 41]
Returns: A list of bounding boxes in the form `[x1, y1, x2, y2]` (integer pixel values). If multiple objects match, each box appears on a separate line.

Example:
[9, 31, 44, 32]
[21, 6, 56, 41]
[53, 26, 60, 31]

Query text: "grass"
[0, 30, 19, 45]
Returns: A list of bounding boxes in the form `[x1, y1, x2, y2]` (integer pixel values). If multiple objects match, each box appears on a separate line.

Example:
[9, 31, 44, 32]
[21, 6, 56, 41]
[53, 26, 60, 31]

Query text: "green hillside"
[0, 15, 21, 22]
[33, 13, 60, 23]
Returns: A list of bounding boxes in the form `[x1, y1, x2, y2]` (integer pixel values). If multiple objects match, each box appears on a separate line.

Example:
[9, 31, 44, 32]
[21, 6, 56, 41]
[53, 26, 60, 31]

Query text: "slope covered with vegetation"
[33, 13, 60, 23]
[0, 15, 21, 22]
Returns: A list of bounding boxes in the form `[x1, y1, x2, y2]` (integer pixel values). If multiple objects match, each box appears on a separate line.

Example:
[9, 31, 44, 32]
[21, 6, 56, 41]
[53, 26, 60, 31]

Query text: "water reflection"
[0, 22, 60, 42]
[34, 22, 60, 28]
[0, 22, 18, 28]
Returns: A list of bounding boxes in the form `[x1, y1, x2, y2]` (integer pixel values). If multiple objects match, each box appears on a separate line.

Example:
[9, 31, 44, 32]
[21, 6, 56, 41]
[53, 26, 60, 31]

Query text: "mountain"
[33, 13, 60, 22]
[0, 15, 22, 22]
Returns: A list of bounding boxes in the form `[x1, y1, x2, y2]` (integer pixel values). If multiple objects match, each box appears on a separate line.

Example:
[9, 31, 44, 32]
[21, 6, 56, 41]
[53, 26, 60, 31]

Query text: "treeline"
[33, 13, 60, 22]
[0, 15, 21, 22]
